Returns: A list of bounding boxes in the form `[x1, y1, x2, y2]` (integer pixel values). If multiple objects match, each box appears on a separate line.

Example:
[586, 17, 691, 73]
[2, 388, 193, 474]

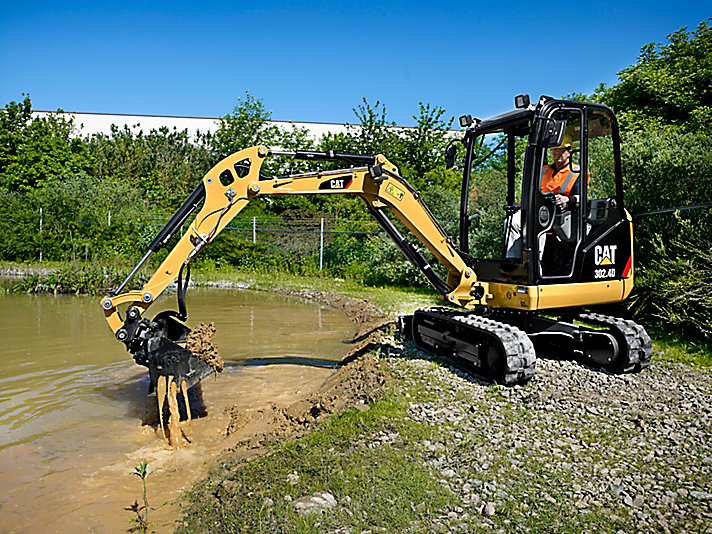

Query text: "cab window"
[537, 108, 583, 278]
[586, 108, 620, 235]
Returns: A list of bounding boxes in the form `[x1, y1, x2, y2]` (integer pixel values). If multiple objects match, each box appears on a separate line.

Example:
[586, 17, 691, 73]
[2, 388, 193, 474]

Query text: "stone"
[611, 484, 626, 495]
[690, 491, 712, 499]
[294, 491, 337, 515]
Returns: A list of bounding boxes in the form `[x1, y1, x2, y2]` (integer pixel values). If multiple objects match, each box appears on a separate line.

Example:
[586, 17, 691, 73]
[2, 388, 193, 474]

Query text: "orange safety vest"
[540, 163, 580, 196]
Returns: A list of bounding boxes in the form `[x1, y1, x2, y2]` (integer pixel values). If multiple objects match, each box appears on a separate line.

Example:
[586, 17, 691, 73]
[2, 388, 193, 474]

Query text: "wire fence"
[3, 203, 710, 265]
[0, 209, 387, 268]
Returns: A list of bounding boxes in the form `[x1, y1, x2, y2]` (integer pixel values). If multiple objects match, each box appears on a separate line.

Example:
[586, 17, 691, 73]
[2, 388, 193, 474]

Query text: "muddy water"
[0, 288, 354, 533]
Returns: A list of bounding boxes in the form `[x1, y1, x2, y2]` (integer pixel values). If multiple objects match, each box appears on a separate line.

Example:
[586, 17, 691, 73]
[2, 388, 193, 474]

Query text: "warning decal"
[385, 183, 405, 201]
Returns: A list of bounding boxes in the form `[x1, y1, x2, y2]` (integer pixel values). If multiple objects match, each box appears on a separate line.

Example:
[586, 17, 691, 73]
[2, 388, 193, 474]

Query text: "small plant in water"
[127, 459, 153, 533]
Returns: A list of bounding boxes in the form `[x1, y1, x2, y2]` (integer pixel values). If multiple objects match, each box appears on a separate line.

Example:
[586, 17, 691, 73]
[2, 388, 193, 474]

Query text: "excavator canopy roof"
[472, 108, 534, 137]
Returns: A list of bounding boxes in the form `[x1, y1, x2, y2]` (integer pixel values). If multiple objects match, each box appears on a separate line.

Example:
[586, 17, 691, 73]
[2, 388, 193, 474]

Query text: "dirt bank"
[221, 291, 394, 451]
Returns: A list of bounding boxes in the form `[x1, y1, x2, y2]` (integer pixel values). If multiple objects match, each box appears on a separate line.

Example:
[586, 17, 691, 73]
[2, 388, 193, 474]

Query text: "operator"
[540, 133, 580, 207]
[505, 133, 580, 259]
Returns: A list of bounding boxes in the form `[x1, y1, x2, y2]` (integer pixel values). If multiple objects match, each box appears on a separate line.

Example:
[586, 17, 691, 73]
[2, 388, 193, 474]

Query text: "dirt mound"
[224, 293, 393, 446]
[225, 352, 388, 438]
[186, 322, 224, 372]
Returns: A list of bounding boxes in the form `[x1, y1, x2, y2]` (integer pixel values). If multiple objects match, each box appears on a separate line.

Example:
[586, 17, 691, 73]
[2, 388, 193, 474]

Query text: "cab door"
[530, 103, 630, 284]
[532, 106, 585, 281]
[578, 106, 632, 283]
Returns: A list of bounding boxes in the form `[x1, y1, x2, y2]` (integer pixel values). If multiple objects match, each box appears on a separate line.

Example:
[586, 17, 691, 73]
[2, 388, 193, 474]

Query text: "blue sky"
[1, 1, 709, 126]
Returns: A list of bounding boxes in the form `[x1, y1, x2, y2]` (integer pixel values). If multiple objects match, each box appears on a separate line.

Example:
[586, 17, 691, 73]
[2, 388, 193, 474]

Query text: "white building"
[31, 110, 460, 142]
[31, 110, 354, 141]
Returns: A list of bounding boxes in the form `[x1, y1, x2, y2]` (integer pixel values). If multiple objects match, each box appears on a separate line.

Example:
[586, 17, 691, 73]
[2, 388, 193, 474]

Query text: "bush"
[14, 263, 136, 295]
[622, 129, 712, 264]
[629, 219, 712, 339]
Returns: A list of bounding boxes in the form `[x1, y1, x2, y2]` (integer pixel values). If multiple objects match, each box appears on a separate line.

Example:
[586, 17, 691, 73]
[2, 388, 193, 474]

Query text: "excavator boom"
[101, 146, 488, 403]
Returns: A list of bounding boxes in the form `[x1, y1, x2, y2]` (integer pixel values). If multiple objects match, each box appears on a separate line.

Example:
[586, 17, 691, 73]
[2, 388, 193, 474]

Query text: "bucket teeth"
[156, 375, 167, 443]
[180, 379, 193, 444]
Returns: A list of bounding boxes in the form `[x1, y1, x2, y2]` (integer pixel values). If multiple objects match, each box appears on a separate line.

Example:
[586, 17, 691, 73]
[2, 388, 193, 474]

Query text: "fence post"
[252, 217, 256, 244]
[108, 210, 111, 228]
[319, 217, 324, 270]
[39, 207, 43, 262]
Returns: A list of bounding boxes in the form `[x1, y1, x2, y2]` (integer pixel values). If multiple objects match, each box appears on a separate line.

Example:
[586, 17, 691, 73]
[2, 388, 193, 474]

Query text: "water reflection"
[234, 355, 341, 369]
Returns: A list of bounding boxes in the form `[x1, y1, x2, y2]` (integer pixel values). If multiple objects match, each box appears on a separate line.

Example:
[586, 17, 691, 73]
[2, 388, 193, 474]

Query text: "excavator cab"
[458, 97, 631, 300]
[417, 96, 649, 381]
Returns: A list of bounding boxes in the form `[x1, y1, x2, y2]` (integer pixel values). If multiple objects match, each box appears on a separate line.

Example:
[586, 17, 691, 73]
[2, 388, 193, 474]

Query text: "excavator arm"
[101, 145, 489, 397]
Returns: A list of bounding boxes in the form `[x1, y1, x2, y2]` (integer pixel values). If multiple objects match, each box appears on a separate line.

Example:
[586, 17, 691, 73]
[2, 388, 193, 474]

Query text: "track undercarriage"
[400, 307, 652, 385]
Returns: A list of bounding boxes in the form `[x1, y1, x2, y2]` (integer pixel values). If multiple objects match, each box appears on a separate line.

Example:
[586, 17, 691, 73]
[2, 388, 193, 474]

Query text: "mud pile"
[186, 322, 224, 373]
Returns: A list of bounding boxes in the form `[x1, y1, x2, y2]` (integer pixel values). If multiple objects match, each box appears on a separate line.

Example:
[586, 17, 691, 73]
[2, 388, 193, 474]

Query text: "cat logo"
[594, 245, 617, 265]
[385, 183, 405, 201]
[318, 176, 353, 190]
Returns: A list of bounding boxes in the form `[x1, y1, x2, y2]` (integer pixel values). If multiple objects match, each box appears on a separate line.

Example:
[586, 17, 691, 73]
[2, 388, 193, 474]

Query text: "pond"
[0, 287, 354, 532]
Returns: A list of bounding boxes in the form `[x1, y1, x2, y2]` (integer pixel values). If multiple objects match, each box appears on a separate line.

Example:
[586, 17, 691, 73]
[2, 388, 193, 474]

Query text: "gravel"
[379, 334, 712, 533]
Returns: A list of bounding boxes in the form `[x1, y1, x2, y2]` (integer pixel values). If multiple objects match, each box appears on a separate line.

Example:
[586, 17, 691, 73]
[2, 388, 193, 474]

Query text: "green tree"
[346, 98, 399, 156]
[210, 92, 281, 160]
[594, 19, 712, 134]
[397, 102, 454, 190]
[87, 124, 213, 210]
[0, 95, 91, 191]
[208, 92, 315, 216]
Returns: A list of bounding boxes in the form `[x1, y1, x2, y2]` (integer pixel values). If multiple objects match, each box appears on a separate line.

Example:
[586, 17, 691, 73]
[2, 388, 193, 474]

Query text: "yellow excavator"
[101, 95, 652, 405]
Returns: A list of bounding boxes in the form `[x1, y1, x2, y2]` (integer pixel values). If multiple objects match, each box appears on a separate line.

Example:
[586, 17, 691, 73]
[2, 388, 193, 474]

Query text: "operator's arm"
[559, 175, 580, 207]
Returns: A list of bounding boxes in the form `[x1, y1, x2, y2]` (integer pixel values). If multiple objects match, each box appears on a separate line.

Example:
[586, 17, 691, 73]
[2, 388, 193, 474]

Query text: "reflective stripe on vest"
[540, 164, 580, 196]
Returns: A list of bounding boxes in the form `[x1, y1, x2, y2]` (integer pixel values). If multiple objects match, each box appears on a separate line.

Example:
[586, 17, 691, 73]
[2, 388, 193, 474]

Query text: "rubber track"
[415, 307, 537, 385]
[576, 313, 653, 373]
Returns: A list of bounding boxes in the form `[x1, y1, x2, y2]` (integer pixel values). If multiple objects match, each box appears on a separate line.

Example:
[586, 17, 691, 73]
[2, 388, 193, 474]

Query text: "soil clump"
[186, 322, 224, 372]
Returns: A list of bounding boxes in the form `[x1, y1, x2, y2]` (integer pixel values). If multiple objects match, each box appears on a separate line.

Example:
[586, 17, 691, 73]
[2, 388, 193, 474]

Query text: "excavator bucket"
[130, 313, 220, 447]
[143, 314, 217, 396]
[146, 334, 215, 395]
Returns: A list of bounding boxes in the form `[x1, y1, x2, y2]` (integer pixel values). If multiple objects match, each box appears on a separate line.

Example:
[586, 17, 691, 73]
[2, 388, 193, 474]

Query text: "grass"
[650, 331, 712, 368]
[177, 387, 457, 533]
[178, 349, 700, 533]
